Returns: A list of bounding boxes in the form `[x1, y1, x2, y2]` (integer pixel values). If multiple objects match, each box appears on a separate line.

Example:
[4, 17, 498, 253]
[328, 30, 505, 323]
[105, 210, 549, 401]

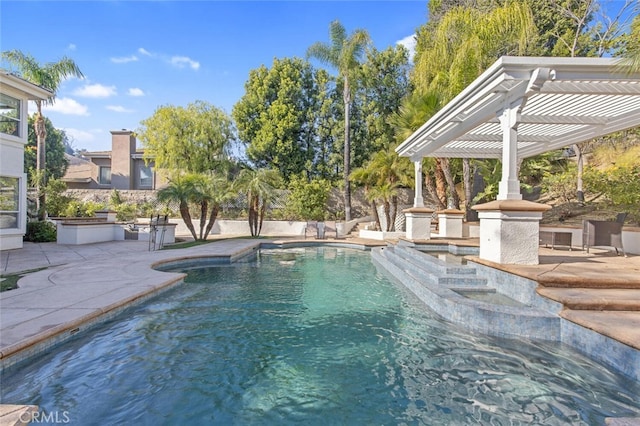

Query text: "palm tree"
[307, 20, 370, 222]
[350, 166, 381, 230]
[2, 50, 83, 219]
[196, 173, 234, 240]
[351, 147, 412, 231]
[157, 174, 199, 240]
[393, 91, 447, 209]
[234, 168, 282, 237]
[367, 183, 400, 232]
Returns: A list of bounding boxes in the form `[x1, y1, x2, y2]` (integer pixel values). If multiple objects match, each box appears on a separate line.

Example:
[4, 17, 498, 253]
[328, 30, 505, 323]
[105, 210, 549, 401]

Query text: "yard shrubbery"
[24, 220, 57, 242]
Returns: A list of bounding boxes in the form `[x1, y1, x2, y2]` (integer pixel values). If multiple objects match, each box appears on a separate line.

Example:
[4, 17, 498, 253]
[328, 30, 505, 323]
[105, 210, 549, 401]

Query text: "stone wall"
[63, 187, 425, 220]
[65, 189, 160, 205]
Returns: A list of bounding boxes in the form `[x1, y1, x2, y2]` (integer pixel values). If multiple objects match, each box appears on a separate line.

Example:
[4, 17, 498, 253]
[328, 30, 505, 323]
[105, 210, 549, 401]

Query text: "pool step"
[537, 287, 640, 311]
[393, 244, 476, 275]
[372, 246, 561, 341]
[381, 245, 488, 287]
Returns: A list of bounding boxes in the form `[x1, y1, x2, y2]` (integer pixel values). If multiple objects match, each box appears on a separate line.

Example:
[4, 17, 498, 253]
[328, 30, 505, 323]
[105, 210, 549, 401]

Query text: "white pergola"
[396, 56, 640, 264]
[397, 56, 640, 203]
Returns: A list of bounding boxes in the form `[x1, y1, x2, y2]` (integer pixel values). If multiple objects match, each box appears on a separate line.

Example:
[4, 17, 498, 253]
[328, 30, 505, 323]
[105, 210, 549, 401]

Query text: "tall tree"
[307, 20, 370, 221]
[232, 58, 332, 182]
[547, 0, 636, 202]
[25, 115, 69, 182]
[623, 12, 640, 71]
[413, 2, 535, 98]
[138, 101, 235, 175]
[2, 50, 83, 219]
[393, 91, 446, 209]
[355, 45, 412, 160]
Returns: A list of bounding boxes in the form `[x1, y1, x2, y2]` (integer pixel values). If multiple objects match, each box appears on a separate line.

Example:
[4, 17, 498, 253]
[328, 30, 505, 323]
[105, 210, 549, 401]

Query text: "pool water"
[2, 247, 639, 424]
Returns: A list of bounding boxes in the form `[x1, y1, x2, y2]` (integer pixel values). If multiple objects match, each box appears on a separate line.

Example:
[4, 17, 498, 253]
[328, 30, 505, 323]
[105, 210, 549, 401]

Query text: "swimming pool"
[2, 247, 639, 424]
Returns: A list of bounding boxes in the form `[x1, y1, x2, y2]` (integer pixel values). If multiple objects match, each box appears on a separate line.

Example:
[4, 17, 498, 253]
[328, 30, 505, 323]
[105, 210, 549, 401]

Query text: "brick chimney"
[110, 129, 136, 189]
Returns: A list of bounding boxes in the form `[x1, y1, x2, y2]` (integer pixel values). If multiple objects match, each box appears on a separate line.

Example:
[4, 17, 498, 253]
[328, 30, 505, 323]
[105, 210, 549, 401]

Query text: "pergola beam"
[540, 81, 640, 95]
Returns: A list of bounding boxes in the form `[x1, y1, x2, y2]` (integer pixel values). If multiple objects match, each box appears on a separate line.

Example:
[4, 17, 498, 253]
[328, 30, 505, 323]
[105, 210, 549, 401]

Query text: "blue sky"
[1, 1, 428, 152]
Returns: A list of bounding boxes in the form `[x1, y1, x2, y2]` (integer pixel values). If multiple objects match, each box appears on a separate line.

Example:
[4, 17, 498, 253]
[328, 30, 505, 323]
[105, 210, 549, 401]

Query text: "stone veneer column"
[437, 209, 465, 238]
[472, 200, 550, 265]
[403, 207, 434, 240]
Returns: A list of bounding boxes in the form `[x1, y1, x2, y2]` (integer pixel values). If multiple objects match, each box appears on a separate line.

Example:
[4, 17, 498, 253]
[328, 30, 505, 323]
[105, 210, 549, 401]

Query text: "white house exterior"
[1, 72, 52, 250]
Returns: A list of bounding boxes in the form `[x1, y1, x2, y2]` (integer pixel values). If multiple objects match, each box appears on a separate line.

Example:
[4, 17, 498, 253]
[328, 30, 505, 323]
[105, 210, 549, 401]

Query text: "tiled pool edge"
[470, 260, 640, 382]
[0, 275, 186, 372]
[373, 244, 639, 383]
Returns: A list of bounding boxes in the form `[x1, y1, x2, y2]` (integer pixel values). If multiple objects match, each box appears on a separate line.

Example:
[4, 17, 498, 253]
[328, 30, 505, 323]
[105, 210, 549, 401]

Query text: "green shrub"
[541, 164, 578, 203]
[285, 175, 332, 221]
[584, 165, 640, 206]
[137, 201, 156, 219]
[82, 201, 103, 217]
[24, 221, 57, 242]
[110, 189, 124, 206]
[114, 203, 137, 222]
[44, 178, 73, 217]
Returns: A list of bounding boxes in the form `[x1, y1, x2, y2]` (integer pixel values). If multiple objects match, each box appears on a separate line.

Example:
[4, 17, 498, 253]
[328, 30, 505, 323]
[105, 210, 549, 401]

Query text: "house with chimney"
[63, 130, 161, 190]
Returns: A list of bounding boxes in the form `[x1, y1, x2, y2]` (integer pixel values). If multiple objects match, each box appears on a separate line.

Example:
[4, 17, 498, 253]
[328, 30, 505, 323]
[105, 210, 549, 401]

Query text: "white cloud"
[396, 34, 417, 62]
[111, 55, 138, 64]
[67, 44, 77, 51]
[138, 47, 153, 56]
[128, 88, 145, 97]
[171, 56, 200, 70]
[43, 97, 89, 116]
[74, 84, 117, 98]
[106, 105, 134, 113]
[62, 128, 96, 145]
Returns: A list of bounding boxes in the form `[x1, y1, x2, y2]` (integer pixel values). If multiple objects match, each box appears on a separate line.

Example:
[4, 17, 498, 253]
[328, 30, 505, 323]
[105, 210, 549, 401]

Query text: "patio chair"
[304, 221, 317, 239]
[324, 221, 338, 239]
[582, 214, 626, 256]
[149, 215, 168, 251]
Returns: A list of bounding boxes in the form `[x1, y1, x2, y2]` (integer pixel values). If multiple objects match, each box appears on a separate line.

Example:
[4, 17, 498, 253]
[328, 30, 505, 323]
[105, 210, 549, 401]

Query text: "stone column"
[403, 207, 434, 240]
[472, 200, 550, 265]
[437, 209, 465, 238]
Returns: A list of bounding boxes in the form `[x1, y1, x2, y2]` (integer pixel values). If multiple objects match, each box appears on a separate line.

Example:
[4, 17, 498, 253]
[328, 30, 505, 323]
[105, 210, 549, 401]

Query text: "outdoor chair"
[149, 215, 168, 251]
[324, 221, 338, 239]
[304, 221, 317, 239]
[582, 213, 627, 256]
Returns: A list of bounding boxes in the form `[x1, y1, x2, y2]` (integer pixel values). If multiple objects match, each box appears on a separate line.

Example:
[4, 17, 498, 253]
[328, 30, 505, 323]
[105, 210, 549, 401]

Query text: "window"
[0, 176, 20, 229]
[99, 167, 111, 185]
[0, 94, 21, 137]
[139, 165, 153, 188]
